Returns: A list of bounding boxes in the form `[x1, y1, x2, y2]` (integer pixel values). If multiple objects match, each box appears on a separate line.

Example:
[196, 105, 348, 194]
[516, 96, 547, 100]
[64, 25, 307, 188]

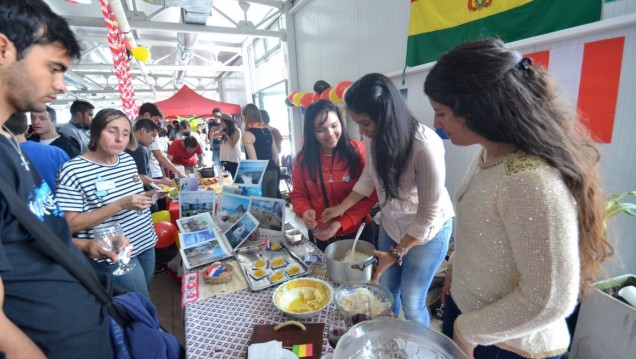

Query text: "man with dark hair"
[58, 99, 94, 153]
[137, 102, 187, 179]
[208, 107, 222, 163]
[6, 112, 69, 192]
[28, 106, 81, 158]
[0, 1, 111, 357]
[126, 118, 172, 190]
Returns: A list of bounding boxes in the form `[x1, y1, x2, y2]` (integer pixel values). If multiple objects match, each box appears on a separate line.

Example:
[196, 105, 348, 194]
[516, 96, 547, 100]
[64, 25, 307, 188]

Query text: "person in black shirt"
[28, 106, 81, 158]
[0, 1, 112, 357]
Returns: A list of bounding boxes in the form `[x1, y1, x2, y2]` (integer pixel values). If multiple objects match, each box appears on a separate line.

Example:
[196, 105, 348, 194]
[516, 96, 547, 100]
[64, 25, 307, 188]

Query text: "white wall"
[290, 0, 636, 277]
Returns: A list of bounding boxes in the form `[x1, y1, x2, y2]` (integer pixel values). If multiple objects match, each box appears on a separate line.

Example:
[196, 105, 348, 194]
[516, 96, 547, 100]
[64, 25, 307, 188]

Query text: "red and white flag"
[525, 37, 625, 143]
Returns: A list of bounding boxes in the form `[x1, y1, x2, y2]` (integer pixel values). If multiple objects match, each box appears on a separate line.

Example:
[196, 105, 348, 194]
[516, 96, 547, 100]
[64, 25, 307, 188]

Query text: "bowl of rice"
[272, 278, 333, 319]
[334, 281, 394, 323]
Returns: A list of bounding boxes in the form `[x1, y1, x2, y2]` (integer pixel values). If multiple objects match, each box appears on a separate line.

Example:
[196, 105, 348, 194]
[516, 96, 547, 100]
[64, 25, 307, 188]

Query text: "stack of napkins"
[247, 340, 283, 359]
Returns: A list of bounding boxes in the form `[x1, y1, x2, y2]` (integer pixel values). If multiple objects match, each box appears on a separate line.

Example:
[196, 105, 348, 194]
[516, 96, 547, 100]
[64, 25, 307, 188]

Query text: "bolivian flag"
[406, 0, 602, 67]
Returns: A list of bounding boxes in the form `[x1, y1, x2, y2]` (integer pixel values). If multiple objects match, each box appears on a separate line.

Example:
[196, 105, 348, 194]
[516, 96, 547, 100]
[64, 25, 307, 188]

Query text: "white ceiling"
[42, 0, 290, 107]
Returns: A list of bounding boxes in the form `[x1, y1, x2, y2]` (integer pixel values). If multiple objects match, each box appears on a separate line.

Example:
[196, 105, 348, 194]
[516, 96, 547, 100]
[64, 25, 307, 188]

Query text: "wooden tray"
[249, 323, 325, 359]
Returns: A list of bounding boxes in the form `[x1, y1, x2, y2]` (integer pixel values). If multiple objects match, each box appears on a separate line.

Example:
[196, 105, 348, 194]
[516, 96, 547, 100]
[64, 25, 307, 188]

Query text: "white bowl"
[272, 278, 333, 319]
[284, 229, 303, 245]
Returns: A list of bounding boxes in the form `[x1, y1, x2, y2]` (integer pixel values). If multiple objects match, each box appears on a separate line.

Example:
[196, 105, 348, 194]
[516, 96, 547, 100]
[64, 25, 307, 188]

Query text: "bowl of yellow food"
[272, 278, 333, 319]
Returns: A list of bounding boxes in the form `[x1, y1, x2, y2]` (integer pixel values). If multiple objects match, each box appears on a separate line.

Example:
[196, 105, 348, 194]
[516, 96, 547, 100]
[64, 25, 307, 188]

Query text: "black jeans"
[442, 296, 564, 359]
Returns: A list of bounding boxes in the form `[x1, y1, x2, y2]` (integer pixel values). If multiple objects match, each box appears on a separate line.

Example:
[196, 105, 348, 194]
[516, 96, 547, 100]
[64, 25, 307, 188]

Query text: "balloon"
[131, 46, 151, 62]
[287, 91, 297, 103]
[329, 87, 343, 103]
[151, 210, 171, 224]
[335, 81, 353, 99]
[292, 92, 304, 106]
[320, 87, 332, 100]
[284, 98, 294, 107]
[300, 93, 313, 108]
[311, 93, 321, 103]
[154, 221, 178, 249]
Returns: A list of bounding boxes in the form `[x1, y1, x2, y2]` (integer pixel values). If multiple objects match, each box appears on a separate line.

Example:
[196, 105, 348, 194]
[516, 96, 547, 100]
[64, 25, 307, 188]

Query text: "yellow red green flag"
[406, 0, 602, 66]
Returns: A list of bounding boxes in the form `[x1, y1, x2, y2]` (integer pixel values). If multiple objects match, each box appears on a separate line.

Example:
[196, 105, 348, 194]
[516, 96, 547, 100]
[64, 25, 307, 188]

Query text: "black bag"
[0, 178, 185, 359]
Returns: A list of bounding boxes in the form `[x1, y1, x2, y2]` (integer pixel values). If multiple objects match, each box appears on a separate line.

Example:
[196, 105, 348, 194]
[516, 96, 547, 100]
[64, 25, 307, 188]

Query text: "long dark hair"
[344, 73, 418, 203]
[298, 100, 361, 185]
[424, 38, 612, 295]
[221, 116, 236, 142]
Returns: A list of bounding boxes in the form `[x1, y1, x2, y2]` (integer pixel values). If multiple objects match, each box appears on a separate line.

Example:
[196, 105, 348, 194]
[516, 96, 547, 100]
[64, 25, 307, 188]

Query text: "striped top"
[56, 153, 157, 257]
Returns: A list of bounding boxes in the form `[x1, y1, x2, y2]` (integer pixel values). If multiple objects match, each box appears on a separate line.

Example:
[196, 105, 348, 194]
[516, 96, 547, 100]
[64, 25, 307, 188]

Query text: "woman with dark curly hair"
[424, 39, 613, 359]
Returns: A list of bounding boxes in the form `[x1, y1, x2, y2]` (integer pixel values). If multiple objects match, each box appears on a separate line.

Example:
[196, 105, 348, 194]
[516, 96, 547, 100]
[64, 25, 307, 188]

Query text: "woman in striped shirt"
[56, 108, 158, 296]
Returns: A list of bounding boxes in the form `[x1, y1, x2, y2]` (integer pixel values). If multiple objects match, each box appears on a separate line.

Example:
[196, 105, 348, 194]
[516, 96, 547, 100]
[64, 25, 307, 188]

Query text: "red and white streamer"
[100, 0, 138, 120]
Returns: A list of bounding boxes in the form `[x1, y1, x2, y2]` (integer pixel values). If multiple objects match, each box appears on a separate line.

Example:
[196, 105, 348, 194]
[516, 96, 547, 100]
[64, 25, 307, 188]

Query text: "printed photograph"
[181, 241, 227, 269]
[179, 191, 216, 218]
[233, 160, 268, 186]
[218, 194, 251, 224]
[224, 212, 259, 249]
[179, 229, 217, 249]
[249, 197, 285, 233]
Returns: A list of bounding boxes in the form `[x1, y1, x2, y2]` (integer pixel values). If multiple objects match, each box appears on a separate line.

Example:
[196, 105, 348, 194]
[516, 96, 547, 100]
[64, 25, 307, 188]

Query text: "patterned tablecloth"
[185, 233, 344, 359]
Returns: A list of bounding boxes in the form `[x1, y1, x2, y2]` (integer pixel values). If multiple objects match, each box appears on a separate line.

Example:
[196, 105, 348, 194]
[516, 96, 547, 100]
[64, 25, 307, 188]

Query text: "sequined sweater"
[450, 150, 580, 358]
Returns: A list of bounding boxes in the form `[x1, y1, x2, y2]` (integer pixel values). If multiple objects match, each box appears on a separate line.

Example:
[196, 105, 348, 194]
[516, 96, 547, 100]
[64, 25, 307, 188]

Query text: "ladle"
[347, 222, 366, 262]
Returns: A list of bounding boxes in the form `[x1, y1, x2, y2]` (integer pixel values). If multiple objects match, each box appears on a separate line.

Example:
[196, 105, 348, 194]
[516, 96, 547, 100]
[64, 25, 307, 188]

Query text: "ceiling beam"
[71, 63, 244, 72]
[64, 16, 286, 40]
[73, 71, 220, 79]
[76, 35, 242, 53]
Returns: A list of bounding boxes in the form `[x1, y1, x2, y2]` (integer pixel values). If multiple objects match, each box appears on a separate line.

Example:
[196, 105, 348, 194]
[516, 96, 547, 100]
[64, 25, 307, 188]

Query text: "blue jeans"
[107, 247, 155, 297]
[378, 219, 452, 325]
[443, 296, 564, 359]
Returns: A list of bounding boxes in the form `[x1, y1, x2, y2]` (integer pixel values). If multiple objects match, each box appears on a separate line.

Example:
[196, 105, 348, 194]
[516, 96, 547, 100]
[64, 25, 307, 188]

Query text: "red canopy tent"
[155, 85, 241, 118]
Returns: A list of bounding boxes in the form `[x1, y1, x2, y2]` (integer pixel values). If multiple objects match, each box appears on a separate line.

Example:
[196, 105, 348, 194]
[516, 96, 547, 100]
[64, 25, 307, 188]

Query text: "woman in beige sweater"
[424, 39, 613, 359]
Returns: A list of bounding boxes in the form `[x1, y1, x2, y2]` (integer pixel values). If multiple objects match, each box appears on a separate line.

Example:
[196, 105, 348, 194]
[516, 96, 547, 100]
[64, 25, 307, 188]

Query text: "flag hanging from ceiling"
[524, 37, 625, 143]
[406, 0, 603, 67]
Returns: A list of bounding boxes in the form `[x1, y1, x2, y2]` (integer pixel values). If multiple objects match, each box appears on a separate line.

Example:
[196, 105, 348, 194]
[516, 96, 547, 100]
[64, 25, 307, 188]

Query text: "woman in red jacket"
[290, 100, 378, 251]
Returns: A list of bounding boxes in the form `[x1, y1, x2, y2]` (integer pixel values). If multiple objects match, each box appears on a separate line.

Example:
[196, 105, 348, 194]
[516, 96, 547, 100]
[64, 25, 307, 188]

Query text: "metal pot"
[325, 239, 376, 284]
[197, 167, 215, 178]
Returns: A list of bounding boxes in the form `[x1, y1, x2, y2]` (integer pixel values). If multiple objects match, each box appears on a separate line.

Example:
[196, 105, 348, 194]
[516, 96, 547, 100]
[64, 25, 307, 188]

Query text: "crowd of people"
[0, 1, 615, 359]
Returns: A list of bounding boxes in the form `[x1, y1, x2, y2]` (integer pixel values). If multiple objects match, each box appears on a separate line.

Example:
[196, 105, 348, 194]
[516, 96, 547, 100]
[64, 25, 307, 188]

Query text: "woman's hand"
[119, 194, 153, 211]
[321, 206, 342, 221]
[302, 209, 317, 230]
[371, 250, 397, 282]
[73, 236, 130, 263]
[314, 220, 341, 240]
[441, 267, 452, 306]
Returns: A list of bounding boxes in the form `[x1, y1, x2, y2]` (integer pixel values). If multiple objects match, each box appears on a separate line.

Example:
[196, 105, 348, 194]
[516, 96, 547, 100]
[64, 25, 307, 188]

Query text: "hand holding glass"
[94, 223, 136, 276]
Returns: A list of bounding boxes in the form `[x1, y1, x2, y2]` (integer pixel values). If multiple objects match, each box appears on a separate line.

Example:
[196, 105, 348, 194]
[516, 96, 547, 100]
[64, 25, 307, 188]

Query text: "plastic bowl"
[272, 278, 333, 319]
[284, 229, 303, 245]
[334, 281, 394, 322]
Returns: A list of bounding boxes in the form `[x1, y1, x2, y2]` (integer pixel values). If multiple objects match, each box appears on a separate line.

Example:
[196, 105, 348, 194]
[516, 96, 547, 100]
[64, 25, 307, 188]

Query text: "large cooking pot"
[325, 239, 376, 284]
[197, 167, 215, 178]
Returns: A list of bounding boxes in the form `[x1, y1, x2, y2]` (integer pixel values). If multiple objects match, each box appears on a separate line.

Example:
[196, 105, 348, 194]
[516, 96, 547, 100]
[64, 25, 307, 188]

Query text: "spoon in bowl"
[347, 222, 366, 262]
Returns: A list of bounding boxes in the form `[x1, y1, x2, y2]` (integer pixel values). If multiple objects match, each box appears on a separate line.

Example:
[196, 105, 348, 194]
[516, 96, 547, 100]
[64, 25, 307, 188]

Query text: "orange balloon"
[292, 92, 304, 106]
[287, 91, 297, 103]
[311, 93, 321, 103]
[300, 93, 314, 108]
[320, 87, 332, 100]
[329, 87, 342, 103]
[335, 81, 353, 99]
[154, 221, 178, 249]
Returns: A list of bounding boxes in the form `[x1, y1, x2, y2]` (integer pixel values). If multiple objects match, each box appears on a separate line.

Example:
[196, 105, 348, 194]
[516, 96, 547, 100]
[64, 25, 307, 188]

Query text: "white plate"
[280, 348, 298, 359]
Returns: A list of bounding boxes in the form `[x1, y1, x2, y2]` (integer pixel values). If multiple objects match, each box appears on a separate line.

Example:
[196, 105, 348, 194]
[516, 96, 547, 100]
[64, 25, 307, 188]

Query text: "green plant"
[604, 191, 636, 221]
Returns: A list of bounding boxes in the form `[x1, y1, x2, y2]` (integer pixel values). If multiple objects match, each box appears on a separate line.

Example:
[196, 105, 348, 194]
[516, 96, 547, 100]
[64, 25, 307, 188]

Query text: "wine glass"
[321, 325, 347, 358]
[351, 296, 373, 325]
[94, 222, 136, 276]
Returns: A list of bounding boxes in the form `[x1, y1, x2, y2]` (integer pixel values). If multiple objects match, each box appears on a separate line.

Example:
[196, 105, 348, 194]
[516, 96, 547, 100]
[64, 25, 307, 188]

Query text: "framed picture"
[175, 212, 218, 233]
[224, 211, 259, 250]
[218, 193, 251, 224]
[233, 160, 268, 187]
[249, 196, 285, 234]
